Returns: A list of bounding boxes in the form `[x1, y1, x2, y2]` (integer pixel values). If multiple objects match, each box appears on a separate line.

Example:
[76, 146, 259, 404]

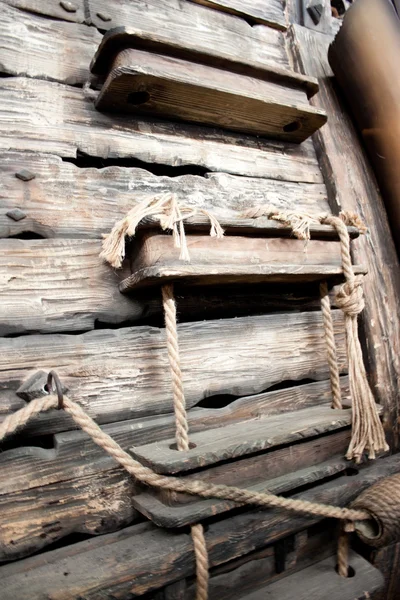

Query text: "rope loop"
[335, 276, 365, 317]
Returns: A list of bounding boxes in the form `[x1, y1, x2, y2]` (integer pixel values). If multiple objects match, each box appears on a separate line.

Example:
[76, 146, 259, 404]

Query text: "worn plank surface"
[0, 239, 139, 335]
[0, 78, 323, 181]
[188, 0, 287, 29]
[132, 406, 352, 474]
[371, 542, 400, 600]
[291, 25, 400, 449]
[0, 152, 330, 240]
[96, 49, 326, 142]
[0, 454, 398, 599]
[0, 3, 101, 84]
[239, 551, 383, 600]
[0, 379, 349, 559]
[0, 311, 347, 430]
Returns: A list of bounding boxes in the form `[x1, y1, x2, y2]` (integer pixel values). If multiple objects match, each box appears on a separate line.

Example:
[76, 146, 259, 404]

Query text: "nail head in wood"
[59, 1, 78, 12]
[96, 12, 112, 22]
[6, 208, 26, 222]
[15, 169, 35, 182]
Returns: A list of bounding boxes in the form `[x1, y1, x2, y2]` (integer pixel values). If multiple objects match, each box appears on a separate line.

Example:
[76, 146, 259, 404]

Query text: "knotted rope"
[100, 193, 224, 268]
[243, 206, 388, 464]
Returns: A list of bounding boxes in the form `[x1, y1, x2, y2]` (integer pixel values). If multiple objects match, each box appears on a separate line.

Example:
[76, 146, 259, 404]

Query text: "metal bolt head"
[15, 169, 35, 182]
[6, 208, 26, 221]
[60, 1, 78, 12]
[96, 12, 112, 22]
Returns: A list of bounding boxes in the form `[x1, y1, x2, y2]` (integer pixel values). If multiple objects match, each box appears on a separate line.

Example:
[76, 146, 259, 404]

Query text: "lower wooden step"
[238, 551, 383, 600]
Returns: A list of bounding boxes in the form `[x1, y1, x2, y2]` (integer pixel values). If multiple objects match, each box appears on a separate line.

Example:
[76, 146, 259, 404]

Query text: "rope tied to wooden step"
[243, 206, 388, 464]
[100, 193, 224, 268]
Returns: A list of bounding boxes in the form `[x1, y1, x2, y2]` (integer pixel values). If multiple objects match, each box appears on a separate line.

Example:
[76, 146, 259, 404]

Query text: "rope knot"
[335, 276, 365, 317]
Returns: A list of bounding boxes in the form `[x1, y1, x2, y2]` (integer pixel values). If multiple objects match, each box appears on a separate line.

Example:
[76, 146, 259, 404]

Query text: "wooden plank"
[0, 379, 350, 560]
[1, 0, 87, 23]
[0, 239, 141, 335]
[0, 3, 101, 85]
[0, 78, 324, 182]
[0, 312, 347, 431]
[188, 0, 287, 30]
[0, 151, 331, 240]
[121, 233, 364, 291]
[0, 454, 398, 599]
[95, 49, 326, 142]
[370, 542, 400, 600]
[238, 551, 383, 600]
[131, 406, 353, 474]
[134, 459, 350, 528]
[290, 25, 400, 450]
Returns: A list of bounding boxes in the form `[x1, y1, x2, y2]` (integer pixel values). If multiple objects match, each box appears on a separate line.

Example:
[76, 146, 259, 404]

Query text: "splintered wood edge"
[90, 27, 319, 96]
[132, 457, 350, 528]
[119, 264, 367, 293]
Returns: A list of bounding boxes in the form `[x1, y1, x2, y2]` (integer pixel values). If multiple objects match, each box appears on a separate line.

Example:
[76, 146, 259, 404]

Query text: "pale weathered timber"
[1, 0, 87, 23]
[0, 152, 329, 239]
[188, 0, 287, 30]
[0, 3, 102, 85]
[291, 25, 400, 449]
[131, 406, 353, 474]
[95, 49, 326, 142]
[134, 458, 350, 528]
[238, 552, 383, 600]
[122, 233, 364, 290]
[0, 78, 323, 182]
[0, 380, 350, 559]
[1, 454, 399, 599]
[0, 151, 330, 240]
[0, 312, 347, 430]
[0, 239, 140, 335]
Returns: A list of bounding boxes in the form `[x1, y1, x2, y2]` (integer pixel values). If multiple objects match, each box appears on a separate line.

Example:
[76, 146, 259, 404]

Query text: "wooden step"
[238, 551, 383, 600]
[130, 405, 353, 474]
[133, 455, 350, 528]
[120, 232, 366, 292]
[94, 47, 326, 142]
[90, 26, 319, 97]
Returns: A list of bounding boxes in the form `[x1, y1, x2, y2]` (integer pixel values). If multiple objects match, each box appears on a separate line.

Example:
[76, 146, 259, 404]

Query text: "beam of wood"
[134, 458, 350, 528]
[0, 379, 349, 560]
[1, 0, 87, 23]
[0, 454, 398, 599]
[0, 312, 347, 430]
[95, 49, 326, 142]
[0, 78, 324, 182]
[188, 0, 287, 30]
[238, 551, 383, 600]
[0, 3, 101, 85]
[0, 239, 141, 335]
[121, 233, 364, 291]
[131, 406, 353, 474]
[290, 25, 400, 450]
[0, 151, 330, 240]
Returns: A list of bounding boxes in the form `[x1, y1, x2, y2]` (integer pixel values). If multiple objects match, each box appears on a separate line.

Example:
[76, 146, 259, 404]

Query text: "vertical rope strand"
[337, 524, 350, 577]
[192, 524, 209, 600]
[162, 283, 190, 451]
[320, 281, 342, 409]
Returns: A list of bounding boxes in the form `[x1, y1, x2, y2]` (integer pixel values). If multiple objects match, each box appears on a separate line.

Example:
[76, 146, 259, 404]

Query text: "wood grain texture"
[131, 406, 352, 474]
[0, 151, 330, 239]
[0, 379, 349, 559]
[1, 454, 398, 599]
[370, 542, 400, 600]
[0, 311, 347, 430]
[96, 49, 326, 142]
[291, 25, 400, 449]
[238, 551, 383, 600]
[188, 0, 287, 29]
[0, 239, 140, 335]
[0, 3, 101, 85]
[1, 0, 87, 23]
[0, 78, 323, 181]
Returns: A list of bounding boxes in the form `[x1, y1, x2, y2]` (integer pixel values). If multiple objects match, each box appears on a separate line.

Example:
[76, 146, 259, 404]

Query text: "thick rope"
[319, 281, 342, 410]
[162, 283, 190, 452]
[100, 193, 224, 268]
[244, 207, 388, 463]
[191, 524, 209, 600]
